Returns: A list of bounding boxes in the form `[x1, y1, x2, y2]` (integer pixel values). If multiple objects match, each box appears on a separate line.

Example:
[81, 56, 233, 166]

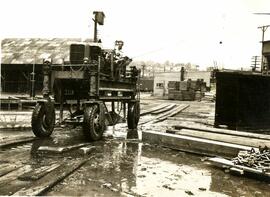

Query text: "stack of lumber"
[142, 123, 270, 158]
[168, 79, 207, 101]
[169, 124, 270, 148]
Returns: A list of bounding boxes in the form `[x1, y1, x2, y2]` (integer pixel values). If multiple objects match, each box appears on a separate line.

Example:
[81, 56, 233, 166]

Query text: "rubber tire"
[127, 101, 140, 129]
[31, 103, 55, 137]
[83, 105, 105, 141]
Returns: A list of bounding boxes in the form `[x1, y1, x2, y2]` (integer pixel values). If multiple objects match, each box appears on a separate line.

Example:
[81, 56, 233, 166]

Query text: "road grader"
[31, 12, 140, 141]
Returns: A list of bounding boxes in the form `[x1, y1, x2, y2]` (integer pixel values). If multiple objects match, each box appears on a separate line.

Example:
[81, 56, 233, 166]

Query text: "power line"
[131, 40, 185, 59]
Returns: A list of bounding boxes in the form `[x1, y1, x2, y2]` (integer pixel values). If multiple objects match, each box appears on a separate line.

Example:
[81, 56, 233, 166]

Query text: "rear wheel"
[32, 102, 55, 137]
[127, 101, 140, 129]
[83, 105, 105, 141]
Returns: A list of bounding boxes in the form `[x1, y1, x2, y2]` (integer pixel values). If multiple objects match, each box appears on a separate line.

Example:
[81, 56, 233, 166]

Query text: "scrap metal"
[232, 146, 270, 173]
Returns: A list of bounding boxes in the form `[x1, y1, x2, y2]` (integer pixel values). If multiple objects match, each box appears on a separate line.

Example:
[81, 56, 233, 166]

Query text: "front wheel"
[31, 102, 55, 137]
[83, 105, 105, 141]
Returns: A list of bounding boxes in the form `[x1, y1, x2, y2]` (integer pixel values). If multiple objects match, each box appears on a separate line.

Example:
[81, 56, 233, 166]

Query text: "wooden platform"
[0, 96, 37, 110]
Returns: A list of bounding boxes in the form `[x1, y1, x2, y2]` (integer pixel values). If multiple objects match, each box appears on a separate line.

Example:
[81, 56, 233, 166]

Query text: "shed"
[1, 38, 91, 94]
[215, 71, 270, 132]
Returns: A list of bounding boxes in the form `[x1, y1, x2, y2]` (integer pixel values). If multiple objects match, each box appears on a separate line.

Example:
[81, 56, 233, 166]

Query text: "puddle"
[47, 136, 270, 196]
[1, 122, 270, 196]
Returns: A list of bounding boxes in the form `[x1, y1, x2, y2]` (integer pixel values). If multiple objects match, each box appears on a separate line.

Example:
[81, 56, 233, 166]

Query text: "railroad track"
[0, 139, 95, 196]
[0, 103, 189, 195]
[139, 103, 189, 125]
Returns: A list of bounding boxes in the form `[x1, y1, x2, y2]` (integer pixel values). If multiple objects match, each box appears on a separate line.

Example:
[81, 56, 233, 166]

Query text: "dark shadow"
[126, 129, 138, 139]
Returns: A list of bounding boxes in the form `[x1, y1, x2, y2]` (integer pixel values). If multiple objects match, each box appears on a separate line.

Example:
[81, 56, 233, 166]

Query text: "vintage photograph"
[0, 0, 270, 196]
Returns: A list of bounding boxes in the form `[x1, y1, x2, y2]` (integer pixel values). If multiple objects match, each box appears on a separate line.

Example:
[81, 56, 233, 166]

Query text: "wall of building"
[263, 41, 270, 69]
[153, 72, 181, 96]
[1, 64, 43, 94]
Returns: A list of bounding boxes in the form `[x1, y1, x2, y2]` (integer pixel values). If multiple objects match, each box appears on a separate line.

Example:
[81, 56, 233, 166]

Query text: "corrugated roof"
[1, 38, 94, 64]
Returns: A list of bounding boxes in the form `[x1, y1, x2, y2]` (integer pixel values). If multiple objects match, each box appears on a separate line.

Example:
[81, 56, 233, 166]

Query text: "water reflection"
[26, 126, 270, 197]
[126, 129, 138, 139]
[30, 137, 55, 157]
[118, 141, 139, 191]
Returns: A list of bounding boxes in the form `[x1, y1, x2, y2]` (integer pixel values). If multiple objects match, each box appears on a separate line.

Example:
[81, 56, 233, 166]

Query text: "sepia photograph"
[0, 0, 270, 196]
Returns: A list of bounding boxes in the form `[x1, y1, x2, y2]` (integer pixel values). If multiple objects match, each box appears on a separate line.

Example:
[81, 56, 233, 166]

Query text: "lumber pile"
[142, 123, 270, 158]
[172, 124, 270, 140]
[168, 79, 207, 101]
[168, 124, 270, 148]
[142, 130, 253, 158]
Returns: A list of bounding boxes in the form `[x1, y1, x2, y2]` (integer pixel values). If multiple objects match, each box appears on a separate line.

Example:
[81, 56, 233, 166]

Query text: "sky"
[0, 0, 270, 69]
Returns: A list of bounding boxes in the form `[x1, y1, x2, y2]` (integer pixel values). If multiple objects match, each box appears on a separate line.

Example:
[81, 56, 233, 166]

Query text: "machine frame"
[31, 43, 140, 141]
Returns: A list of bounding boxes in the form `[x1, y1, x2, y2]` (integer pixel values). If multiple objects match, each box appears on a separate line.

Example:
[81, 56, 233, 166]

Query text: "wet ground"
[0, 98, 270, 196]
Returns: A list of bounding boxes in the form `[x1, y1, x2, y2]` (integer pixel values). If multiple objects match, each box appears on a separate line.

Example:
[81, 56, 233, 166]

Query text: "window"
[156, 83, 164, 88]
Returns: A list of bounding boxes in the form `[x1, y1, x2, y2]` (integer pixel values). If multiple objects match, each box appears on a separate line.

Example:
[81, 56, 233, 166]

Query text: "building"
[140, 77, 154, 92]
[262, 40, 270, 70]
[1, 38, 91, 95]
[153, 71, 211, 96]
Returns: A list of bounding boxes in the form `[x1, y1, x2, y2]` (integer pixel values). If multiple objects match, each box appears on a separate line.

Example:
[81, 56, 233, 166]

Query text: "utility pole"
[258, 25, 270, 71]
[141, 64, 146, 78]
[251, 56, 260, 71]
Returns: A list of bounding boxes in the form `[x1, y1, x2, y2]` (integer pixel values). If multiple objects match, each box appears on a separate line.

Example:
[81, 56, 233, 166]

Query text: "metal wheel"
[127, 101, 140, 129]
[83, 105, 105, 141]
[31, 101, 55, 137]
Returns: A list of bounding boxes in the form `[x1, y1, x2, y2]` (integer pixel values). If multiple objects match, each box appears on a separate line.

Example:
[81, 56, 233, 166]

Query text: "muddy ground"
[0, 96, 269, 196]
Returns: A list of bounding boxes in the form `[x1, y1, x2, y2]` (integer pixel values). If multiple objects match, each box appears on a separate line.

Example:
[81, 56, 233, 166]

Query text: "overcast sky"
[0, 0, 270, 69]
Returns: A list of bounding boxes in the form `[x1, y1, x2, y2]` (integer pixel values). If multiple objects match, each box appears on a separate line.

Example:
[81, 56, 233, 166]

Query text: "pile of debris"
[232, 147, 270, 173]
[168, 79, 207, 101]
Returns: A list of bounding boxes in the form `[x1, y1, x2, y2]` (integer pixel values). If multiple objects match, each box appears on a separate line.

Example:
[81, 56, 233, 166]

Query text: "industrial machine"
[31, 11, 140, 141]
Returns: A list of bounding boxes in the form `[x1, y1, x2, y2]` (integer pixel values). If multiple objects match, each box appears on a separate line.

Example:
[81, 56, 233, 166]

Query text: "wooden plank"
[8, 96, 20, 100]
[168, 129, 270, 148]
[18, 163, 61, 181]
[37, 143, 90, 153]
[0, 165, 31, 187]
[142, 130, 254, 158]
[0, 164, 20, 177]
[139, 105, 188, 125]
[0, 111, 32, 115]
[140, 103, 168, 116]
[153, 105, 190, 123]
[167, 117, 214, 126]
[99, 96, 131, 100]
[150, 104, 176, 115]
[0, 137, 35, 148]
[79, 146, 96, 154]
[99, 87, 134, 92]
[167, 116, 214, 122]
[173, 124, 270, 140]
[12, 159, 89, 196]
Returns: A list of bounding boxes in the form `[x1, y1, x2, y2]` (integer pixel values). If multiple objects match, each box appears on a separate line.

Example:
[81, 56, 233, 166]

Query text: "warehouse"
[1, 38, 89, 95]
